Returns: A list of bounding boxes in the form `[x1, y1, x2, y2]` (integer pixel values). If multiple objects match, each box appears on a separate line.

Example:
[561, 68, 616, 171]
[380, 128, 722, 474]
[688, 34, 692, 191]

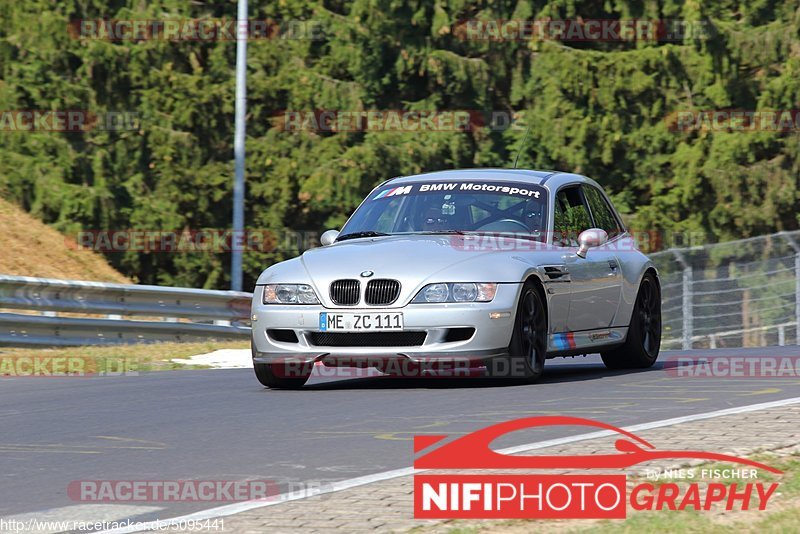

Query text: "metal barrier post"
[674, 251, 693, 350]
[781, 232, 800, 345]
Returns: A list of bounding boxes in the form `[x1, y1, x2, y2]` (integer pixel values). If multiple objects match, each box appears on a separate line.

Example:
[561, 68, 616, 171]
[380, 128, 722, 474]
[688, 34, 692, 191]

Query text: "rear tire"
[601, 272, 661, 369]
[485, 281, 547, 382]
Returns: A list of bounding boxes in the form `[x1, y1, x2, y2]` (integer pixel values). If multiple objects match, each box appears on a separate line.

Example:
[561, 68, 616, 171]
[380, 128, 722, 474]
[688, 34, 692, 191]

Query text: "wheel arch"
[621, 265, 661, 329]
[615, 261, 659, 330]
[643, 266, 660, 292]
[522, 273, 549, 328]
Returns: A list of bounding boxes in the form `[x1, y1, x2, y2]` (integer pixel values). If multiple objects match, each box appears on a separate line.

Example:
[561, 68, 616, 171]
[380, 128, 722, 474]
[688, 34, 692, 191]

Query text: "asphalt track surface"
[2, 346, 800, 527]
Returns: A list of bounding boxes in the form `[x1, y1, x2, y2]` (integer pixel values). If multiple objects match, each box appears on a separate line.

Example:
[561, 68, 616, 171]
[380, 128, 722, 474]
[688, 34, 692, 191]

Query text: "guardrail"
[652, 230, 800, 350]
[0, 275, 252, 346]
[5, 229, 799, 349]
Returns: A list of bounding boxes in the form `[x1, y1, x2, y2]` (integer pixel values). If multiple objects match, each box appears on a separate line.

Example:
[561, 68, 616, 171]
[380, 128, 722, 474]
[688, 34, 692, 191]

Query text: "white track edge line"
[102, 395, 800, 533]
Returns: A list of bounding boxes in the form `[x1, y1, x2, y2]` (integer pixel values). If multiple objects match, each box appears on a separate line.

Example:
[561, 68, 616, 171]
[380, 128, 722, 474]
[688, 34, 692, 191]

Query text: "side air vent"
[543, 265, 569, 280]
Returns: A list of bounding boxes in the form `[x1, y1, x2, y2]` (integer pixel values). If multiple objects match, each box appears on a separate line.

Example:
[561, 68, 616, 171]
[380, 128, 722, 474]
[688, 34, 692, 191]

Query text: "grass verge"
[0, 340, 249, 373]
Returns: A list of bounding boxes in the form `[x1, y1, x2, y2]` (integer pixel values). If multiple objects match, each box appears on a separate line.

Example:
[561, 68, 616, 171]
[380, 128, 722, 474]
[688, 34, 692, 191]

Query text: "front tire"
[486, 281, 547, 382]
[252, 342, 312, 389]
[254, 362, 311, 389]
[601, 272, 661, 369]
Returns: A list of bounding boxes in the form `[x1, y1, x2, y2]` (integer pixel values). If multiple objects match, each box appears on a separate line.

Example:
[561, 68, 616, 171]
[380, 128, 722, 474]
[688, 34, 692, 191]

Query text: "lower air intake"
[308, 331, 426, 347]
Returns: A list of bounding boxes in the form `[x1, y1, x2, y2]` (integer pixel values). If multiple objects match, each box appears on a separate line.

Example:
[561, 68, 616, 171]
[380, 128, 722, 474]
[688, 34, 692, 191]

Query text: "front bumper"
[251, 283, 521, 364]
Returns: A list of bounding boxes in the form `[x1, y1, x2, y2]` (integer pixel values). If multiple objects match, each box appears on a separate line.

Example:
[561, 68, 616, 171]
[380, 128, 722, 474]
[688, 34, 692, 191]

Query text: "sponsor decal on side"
[548, 330, 623, 351]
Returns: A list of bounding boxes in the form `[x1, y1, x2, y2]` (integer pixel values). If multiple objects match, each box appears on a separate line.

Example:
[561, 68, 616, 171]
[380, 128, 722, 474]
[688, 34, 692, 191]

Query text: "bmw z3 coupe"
[251, 169, 662, 388]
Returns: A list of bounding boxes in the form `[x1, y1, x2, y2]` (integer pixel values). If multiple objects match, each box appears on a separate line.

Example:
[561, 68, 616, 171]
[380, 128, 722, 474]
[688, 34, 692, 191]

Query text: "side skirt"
[547, 327, 628, 357]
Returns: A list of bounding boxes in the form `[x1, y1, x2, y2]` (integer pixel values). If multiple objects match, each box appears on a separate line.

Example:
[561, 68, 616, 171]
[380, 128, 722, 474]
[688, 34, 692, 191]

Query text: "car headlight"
[421, 283, 449, 303]
[262, 284, 320, 304]
[413, 283, 497, 303]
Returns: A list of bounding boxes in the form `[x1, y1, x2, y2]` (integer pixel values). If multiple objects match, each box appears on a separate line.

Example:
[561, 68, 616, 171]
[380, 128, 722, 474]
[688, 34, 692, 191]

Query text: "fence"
[0, 275, 252, 346]
[651, 230, 800, 350]
[1, 230, 799, 349]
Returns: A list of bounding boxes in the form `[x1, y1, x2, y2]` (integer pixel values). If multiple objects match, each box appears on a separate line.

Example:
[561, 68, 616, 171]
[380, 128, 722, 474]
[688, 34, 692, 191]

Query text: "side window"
[553, 186, 592, 247]
[582, 185, 622, 238]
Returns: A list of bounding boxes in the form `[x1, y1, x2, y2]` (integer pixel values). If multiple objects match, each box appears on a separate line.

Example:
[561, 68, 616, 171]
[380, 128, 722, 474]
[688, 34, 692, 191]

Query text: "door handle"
[608, 260, 619, 274]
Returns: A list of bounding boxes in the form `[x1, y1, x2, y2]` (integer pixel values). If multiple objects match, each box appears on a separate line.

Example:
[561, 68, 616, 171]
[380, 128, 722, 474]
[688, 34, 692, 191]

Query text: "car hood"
[256, 234, 566, 307]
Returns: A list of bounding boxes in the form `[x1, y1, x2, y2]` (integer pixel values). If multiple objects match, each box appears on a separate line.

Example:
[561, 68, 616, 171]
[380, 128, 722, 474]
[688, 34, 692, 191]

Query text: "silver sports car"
[251, 169, 661, 388]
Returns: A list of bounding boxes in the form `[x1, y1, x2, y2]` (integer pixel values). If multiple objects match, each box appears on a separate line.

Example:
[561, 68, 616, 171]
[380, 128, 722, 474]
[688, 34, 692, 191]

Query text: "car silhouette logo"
[413, 415, 782, 473]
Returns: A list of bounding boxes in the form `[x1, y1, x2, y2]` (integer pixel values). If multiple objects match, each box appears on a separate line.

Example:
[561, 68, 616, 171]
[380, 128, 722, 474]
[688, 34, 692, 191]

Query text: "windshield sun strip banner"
[371, 181, 547, 201]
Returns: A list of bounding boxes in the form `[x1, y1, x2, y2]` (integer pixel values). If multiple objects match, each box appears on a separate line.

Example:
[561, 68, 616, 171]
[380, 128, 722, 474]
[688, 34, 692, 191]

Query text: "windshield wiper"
[336, 231, 391, 242]
[415, 230, 468, 235]
[416, 230, 543, 241]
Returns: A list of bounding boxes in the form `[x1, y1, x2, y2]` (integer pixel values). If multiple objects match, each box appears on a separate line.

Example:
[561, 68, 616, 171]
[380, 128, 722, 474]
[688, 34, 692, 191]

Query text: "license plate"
[319, 312, 403, 332]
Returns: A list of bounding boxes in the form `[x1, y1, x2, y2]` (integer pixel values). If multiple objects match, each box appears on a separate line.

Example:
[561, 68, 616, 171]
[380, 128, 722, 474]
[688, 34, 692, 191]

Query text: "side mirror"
[320, 229, 340, 246]
[576, 228, 608, 258]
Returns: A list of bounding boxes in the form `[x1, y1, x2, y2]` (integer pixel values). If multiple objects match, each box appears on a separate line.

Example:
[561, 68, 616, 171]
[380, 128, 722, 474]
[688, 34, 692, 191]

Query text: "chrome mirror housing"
[320, 229, 340, 246]
[577, 228, 608, 258]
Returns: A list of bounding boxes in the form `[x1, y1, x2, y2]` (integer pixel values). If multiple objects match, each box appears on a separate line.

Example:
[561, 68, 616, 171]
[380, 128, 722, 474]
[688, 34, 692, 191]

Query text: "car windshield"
[339, 180, 549, 242]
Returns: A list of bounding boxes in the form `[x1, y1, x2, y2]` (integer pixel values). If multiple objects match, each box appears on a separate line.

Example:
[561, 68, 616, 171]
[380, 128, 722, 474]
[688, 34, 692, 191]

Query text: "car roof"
[384, 168, 600, 192]
[387, 168, 556, 185]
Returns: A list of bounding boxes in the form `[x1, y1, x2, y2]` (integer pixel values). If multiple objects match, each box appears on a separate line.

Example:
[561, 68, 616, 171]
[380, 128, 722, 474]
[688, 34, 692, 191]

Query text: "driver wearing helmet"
[524, 198, 545, 239]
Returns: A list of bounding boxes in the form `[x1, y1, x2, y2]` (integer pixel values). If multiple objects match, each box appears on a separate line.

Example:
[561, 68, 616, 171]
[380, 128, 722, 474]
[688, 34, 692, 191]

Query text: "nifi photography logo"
[413, 416, 781, 519]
